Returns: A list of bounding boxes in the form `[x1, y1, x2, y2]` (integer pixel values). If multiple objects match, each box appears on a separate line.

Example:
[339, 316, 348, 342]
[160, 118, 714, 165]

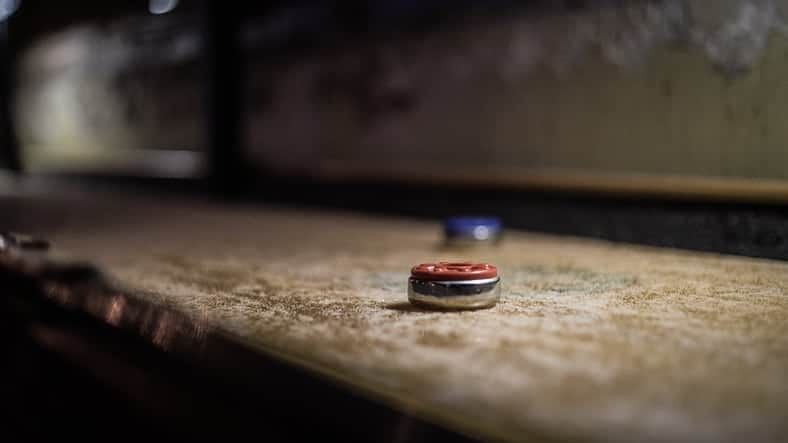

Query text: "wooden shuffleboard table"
[4, 189, 788, 442]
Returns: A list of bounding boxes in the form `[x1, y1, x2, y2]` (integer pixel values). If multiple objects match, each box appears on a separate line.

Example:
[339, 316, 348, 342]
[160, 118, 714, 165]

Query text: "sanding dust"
[39, 197, 788, 443]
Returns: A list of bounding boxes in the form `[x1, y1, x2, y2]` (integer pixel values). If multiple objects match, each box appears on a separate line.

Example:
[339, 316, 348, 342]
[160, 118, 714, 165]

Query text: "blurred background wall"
[10, 0, 788, 201]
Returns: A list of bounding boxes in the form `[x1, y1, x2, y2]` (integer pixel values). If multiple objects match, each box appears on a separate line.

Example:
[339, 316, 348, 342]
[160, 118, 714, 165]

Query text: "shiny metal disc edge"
[408, 276, 501, 310]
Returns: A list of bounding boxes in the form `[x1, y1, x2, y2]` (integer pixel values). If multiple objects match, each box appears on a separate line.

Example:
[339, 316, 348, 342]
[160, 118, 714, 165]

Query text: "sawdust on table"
[44, 198, 788, 443]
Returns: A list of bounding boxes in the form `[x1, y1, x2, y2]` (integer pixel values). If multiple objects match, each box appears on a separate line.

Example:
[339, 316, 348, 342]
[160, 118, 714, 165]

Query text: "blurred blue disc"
[443, 216, 502, 243]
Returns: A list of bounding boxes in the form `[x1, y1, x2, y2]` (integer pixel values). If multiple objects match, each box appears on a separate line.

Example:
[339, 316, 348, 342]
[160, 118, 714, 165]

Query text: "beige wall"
[15, 2, 788, 201]
[246, 37, 788, 202]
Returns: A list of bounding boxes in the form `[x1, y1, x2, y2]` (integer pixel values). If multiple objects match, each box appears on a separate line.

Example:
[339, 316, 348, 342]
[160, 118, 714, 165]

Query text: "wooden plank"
[34, 194, 788, 443]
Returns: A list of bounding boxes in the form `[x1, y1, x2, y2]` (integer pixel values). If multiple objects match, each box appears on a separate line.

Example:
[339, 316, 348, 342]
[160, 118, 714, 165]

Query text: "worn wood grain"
[35, 195, 788, 443]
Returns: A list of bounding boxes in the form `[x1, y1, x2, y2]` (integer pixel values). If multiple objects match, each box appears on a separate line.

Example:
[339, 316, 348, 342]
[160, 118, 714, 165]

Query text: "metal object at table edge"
[0, 232, 50, 261]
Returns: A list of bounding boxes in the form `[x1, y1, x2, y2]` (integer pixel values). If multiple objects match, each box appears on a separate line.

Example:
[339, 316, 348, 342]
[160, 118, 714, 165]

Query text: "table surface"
[17, 192, 788, 443]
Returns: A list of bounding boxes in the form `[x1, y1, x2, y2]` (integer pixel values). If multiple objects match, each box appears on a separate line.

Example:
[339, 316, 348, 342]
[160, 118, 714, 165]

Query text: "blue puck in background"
[443, 216, 502, 245]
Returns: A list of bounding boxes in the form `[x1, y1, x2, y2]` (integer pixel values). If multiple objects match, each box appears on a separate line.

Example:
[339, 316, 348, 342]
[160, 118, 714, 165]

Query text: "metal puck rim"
[408, 276, 500, 285]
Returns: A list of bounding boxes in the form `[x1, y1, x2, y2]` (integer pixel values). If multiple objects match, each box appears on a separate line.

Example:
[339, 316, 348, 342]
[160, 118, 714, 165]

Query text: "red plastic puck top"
[410, 262, 498, 281]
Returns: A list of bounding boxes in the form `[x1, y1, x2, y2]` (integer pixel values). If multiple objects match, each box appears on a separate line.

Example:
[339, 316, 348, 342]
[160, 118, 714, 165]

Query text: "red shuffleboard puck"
[410, 262, 497, 281]
[408, 261, 501, 310]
